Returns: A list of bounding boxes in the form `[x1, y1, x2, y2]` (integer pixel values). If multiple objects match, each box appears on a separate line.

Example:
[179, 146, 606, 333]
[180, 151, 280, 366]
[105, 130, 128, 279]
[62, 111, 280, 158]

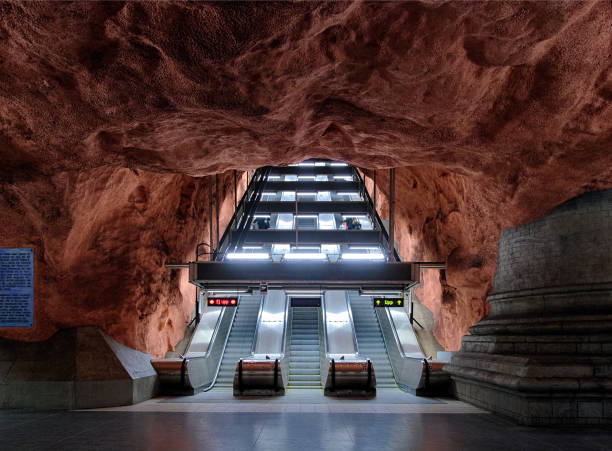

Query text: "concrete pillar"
[446, 189, 612, 425]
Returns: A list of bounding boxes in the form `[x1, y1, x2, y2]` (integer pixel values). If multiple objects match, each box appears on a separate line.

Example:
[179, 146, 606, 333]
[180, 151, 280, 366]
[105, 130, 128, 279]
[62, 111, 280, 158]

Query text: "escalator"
[156, 159, 447, 397]
[349, 295, 396, 388]
[288, 307, 321, 389]
[214, 295, 262, 388]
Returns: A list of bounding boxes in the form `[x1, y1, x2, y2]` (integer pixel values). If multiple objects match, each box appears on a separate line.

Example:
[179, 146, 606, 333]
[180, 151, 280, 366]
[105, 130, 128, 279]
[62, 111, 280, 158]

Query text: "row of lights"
[225, 252, 386, 261]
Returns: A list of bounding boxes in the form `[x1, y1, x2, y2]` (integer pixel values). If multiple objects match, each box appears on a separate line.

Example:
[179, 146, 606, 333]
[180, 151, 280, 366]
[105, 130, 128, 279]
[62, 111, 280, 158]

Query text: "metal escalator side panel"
[184, 306, 224, 357]
[151, 304, 236, 394]
[252, 290, 287, 357]
[323, 290, 358, 357]
[375, 304, 427, 393]
[388, 307, 426, 358]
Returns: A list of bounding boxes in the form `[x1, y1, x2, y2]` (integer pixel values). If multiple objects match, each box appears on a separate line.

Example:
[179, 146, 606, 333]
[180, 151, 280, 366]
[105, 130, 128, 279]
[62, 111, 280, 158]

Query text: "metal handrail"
[215, 167, 270, 259]
[279, 293, 290, 357]
[344, 291, 360, 356]
[250, 293, 266, 355]
[197, 304, 238, 391]
[321, 292, 330, 355]
[353, 168, 401, 262]
[230, 167, 271, 254]
[203, 307, 227, 358]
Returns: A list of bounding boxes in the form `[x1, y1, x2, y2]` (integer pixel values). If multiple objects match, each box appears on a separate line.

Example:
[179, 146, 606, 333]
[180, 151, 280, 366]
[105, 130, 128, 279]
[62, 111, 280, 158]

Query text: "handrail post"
[238, 359, 243, 393]
[367, 359, 372, 388]
[373, 170, 377, 210]
[389, 168, 395, 261]
[208, 178, 214, 260]
[331, 358, 336, 392]
[274, 358, 279, 392]
[181, 358, 188, 390]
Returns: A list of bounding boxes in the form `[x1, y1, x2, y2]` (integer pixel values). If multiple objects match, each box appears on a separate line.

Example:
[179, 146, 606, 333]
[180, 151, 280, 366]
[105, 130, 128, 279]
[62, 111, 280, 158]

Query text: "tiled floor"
[1, 390, 611, 450]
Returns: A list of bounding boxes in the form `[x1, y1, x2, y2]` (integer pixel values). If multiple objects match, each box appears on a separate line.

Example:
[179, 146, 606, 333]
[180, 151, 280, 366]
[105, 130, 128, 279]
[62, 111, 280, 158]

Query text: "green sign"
[373, 297, 403, 308]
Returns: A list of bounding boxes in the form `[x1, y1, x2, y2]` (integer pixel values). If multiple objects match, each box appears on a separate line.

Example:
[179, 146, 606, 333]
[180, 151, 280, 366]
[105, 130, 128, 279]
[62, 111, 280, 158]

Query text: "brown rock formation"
[0, 2, 611, 356]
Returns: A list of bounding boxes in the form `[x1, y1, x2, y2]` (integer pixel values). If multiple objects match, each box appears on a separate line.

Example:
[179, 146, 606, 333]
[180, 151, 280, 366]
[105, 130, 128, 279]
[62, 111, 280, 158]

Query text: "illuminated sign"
[208, 297, 239, 307]
[373, 297, 403, 308]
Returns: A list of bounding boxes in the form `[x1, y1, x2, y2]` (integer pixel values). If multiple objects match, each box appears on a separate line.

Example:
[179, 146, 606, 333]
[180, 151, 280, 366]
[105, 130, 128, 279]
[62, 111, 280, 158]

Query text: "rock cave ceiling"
[0, 1, 610, 356]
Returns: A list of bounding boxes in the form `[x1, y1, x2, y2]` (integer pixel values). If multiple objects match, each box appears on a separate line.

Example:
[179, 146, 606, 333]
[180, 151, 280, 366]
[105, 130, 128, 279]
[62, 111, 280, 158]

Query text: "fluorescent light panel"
[341, 252, 385, 260]
[226, 253, 269, 260]
[284, 253, 327, 260]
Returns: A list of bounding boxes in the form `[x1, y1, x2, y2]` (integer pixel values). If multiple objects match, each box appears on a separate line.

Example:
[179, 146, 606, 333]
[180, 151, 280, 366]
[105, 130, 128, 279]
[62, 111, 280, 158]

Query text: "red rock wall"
[0, 167, 244, 357]
[1, 2, 611, 355]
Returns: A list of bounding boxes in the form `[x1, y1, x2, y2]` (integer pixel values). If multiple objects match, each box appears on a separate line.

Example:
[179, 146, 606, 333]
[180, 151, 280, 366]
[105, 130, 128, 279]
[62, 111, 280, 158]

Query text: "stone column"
[445, 190, 612, 425]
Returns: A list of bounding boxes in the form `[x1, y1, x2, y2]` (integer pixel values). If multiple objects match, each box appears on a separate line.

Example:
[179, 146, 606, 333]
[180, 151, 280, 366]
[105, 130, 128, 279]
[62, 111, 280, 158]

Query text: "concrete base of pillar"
[0, 326, 158, 409]
[451, 375, 611, 425]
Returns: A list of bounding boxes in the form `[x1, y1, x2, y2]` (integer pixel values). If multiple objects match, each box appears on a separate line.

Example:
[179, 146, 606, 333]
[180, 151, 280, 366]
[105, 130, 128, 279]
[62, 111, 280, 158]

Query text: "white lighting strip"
[334, 176, 353, 181]
[226, 253, 270, 260]
[262, 192, 277, 196]
[341, 253, 385, 261]
[297, 192, 317, 196]
[253, 214, 271, 218]
[268, 175, 281, 180]
[342, 215, 369, 219]
[242, 246, 263, 249]
[284, 253, 327, 260]
[350, 246, 380, 250]
[330, 162, 348, 166]
[298, 162, 315, 167]
[337, 192, 360, 196]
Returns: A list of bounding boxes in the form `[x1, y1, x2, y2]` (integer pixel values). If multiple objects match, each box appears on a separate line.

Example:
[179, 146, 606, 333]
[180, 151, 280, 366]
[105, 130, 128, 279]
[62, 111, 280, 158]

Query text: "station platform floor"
[2, 389, 611, 450]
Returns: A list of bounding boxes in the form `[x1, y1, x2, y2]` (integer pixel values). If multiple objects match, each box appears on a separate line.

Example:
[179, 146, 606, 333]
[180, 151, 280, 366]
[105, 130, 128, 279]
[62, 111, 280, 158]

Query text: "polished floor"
[2, 389, 611, 450]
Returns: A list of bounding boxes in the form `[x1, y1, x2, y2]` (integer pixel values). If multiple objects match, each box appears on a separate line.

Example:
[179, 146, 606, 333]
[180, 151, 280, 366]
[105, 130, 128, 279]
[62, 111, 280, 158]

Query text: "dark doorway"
[290, 297, 321, 307]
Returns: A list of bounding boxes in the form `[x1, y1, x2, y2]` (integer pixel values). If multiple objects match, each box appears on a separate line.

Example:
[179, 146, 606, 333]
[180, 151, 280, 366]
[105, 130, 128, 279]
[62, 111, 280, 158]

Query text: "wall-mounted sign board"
[373, 297, 403, 308]
[0, 248, 34, 327]
[208, 297, 239, 307]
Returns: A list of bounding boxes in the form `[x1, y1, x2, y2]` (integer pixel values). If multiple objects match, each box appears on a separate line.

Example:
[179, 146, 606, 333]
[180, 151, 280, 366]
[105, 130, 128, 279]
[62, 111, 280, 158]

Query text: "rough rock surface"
[0, 2, 611, 356]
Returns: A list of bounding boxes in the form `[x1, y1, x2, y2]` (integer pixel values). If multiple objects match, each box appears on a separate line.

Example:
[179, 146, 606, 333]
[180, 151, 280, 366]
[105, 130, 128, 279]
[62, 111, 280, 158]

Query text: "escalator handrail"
[279, 293, 290, 357]
[250, 293, 266, 355]
[344, 290, 360, 356]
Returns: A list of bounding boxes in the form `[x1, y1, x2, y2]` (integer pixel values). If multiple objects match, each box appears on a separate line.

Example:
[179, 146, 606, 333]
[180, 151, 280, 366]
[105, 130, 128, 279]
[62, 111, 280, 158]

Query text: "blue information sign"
[0, 248, 34, 327]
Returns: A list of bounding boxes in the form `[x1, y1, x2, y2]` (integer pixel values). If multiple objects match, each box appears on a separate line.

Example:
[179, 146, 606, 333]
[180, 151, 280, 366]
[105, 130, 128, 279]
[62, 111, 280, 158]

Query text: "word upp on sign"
[373, 297, 403, 308]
